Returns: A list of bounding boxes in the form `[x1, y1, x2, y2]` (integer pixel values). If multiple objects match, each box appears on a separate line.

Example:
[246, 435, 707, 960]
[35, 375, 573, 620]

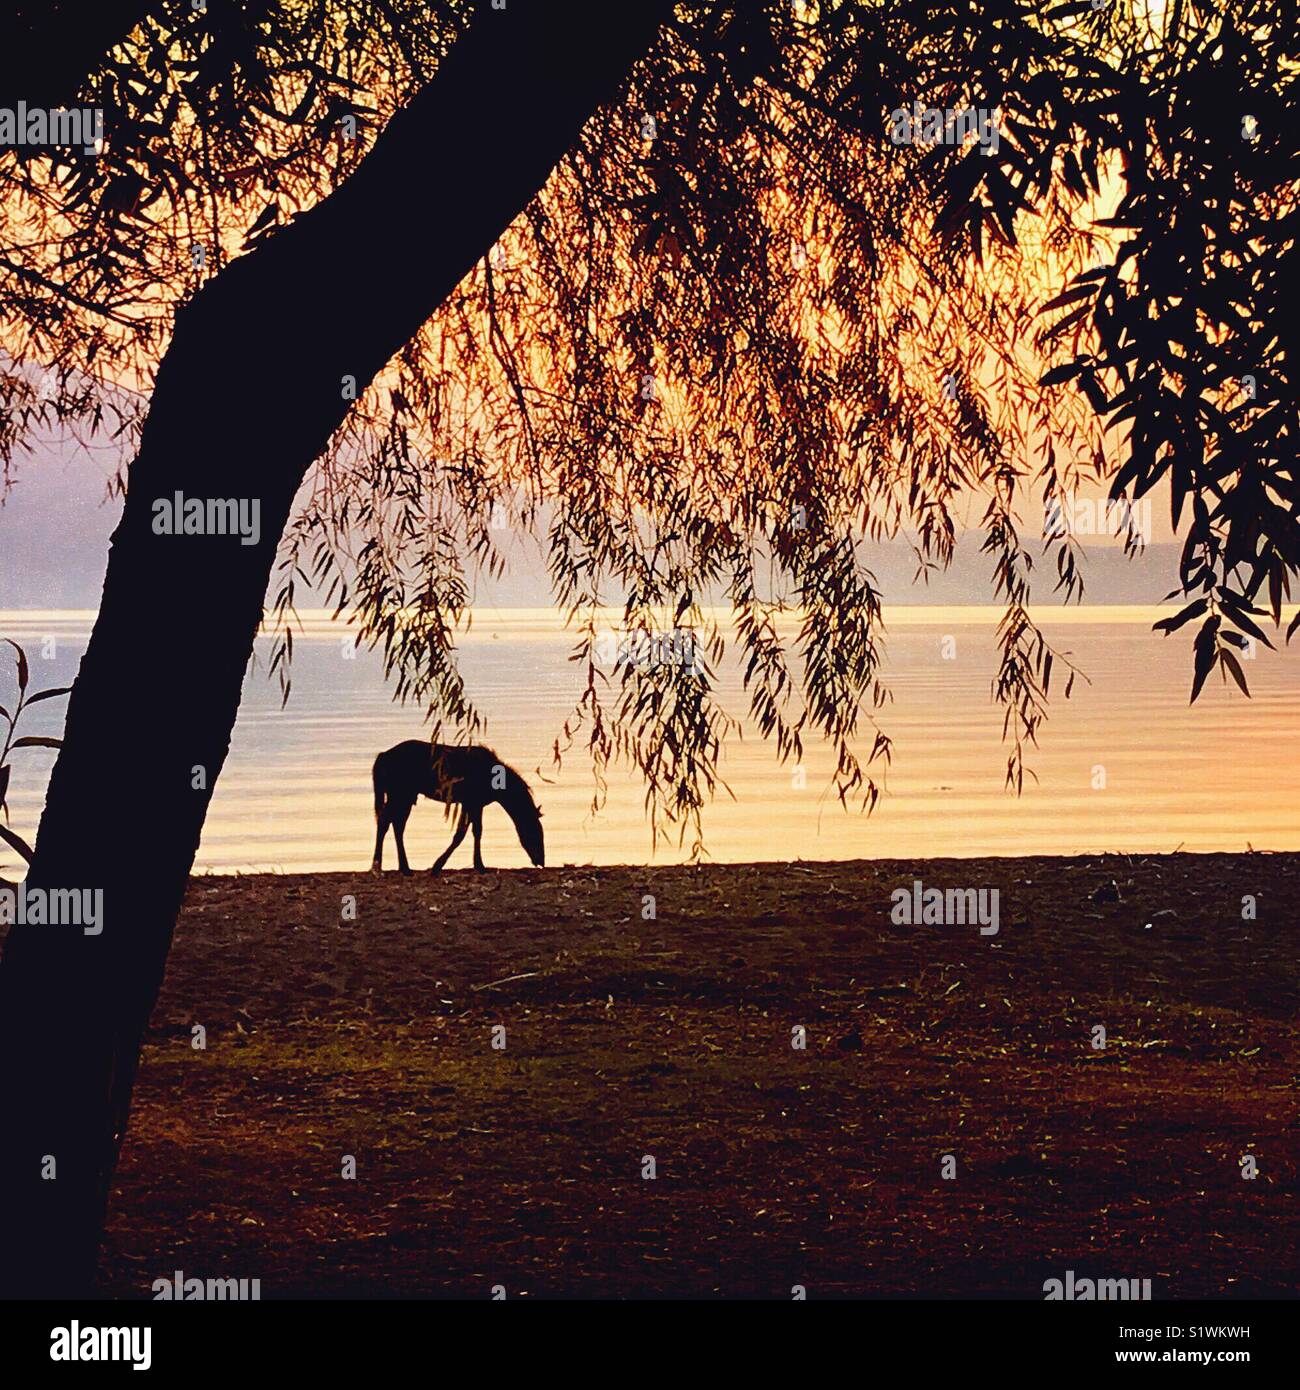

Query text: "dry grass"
[100, 854, 1300, 1298]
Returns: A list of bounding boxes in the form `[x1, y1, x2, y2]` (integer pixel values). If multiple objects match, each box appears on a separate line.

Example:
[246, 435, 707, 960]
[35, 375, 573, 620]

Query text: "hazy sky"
[0, 418, 1186, 613]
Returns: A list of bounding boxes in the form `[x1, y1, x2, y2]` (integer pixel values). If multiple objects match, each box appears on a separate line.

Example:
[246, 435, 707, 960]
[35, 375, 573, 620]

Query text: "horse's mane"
[492, 755, 539, 818]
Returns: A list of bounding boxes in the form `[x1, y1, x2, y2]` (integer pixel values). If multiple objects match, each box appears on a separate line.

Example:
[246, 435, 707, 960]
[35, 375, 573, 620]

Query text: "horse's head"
[518, 803, 544, 867]
[502, 771, 545, 866]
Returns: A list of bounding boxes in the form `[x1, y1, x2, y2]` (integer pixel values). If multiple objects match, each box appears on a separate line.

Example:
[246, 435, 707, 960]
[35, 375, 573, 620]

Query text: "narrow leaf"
[0, 822, 34, 863]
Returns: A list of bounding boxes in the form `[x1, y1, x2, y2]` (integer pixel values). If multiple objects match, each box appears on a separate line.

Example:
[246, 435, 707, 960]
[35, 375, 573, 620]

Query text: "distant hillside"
[1, 437, 1182, 611]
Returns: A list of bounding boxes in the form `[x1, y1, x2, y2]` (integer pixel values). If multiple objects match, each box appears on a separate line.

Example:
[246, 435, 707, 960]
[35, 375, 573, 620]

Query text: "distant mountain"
[0, 438, 122, 608]
[0, 437, 1183, 611]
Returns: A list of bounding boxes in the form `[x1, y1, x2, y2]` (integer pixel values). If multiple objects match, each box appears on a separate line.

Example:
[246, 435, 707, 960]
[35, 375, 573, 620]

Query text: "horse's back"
[429, 743, 500, 798]
[431, 743, 498, 773]
[373, 739, 430, 776]
[375, 740, 499, 803]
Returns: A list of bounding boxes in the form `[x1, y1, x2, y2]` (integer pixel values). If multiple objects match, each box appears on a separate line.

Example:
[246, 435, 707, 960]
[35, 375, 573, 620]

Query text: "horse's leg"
[430, 808, 469, 875]
[470, 806, 486, 872]
[372, 804, 389, 873]
[390, 798, 415, 876]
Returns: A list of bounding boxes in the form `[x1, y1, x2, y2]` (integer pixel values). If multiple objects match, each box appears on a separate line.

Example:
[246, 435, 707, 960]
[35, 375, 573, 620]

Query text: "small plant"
[0, 639, 68, 865]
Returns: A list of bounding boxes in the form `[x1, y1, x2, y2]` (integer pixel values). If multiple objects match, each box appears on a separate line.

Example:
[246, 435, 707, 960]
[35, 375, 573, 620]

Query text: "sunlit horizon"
[4, 604, 1299, 877]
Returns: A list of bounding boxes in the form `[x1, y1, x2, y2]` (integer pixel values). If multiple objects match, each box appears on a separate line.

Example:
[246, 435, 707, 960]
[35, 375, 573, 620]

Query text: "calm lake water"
[3, 606, 1298, 874]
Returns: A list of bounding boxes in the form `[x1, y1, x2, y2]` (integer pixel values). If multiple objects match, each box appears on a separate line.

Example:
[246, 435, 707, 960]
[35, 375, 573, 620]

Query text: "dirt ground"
[97, 854, 1299, 1298]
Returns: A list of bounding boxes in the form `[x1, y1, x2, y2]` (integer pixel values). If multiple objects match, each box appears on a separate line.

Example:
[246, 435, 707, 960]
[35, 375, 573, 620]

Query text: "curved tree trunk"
[0, 0, 669, 1296]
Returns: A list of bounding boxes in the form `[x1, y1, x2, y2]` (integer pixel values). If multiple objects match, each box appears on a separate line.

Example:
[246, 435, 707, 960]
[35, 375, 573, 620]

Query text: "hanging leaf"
[0, 822, 34, 864]
[4, 639, 28, 693]
[24, 687, 72, 706]
[1220, 650, 1251, 698]
[1189, 616, 1220, 704]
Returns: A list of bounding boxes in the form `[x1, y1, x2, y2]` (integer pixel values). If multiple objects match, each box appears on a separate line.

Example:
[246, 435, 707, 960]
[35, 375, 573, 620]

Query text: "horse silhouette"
[371, 740, 544, 875]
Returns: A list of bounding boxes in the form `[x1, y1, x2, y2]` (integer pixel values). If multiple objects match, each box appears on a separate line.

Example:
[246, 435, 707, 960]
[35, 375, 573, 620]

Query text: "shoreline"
[177, 846, 1300, 874]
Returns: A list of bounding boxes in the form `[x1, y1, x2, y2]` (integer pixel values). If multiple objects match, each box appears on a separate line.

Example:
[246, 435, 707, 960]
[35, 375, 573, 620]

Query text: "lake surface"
[3, 606, 1298, 873]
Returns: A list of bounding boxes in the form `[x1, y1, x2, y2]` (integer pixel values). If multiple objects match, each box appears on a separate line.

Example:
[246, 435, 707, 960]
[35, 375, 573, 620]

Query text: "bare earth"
[98, 854, 1299, 1298]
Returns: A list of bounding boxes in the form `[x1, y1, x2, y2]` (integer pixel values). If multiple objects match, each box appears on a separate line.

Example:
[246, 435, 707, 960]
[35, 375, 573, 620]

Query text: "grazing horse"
[371, 740, 544, 875]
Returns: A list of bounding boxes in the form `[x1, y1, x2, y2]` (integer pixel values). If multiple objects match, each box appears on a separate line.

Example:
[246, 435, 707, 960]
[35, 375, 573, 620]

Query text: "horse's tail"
[372, 756, 387, 821]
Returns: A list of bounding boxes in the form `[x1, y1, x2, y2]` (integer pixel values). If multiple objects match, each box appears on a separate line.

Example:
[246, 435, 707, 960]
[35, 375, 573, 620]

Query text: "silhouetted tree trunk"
[0, 0, 670, 1296]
